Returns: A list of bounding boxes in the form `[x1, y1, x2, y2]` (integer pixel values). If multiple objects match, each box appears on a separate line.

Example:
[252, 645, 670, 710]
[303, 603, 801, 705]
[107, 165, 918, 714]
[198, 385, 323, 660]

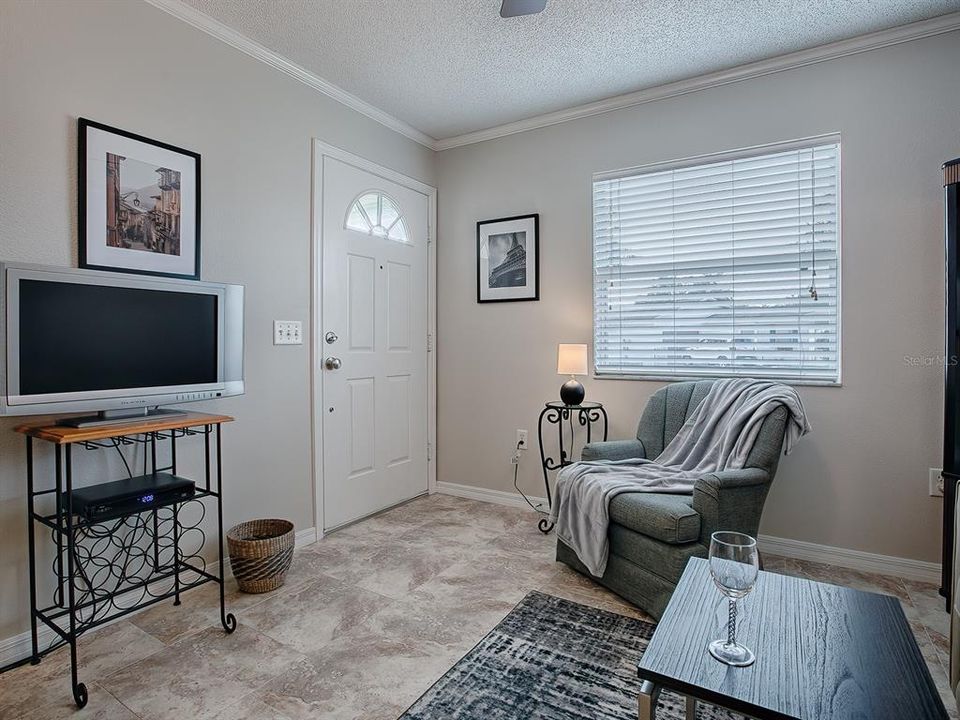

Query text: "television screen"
[18, 280, 218, 396]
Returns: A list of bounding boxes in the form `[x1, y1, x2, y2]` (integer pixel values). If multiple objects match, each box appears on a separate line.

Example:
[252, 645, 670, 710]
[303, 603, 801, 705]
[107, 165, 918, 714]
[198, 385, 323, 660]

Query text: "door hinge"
[427, 442, 432, 461]
[427, 332, 433, 353]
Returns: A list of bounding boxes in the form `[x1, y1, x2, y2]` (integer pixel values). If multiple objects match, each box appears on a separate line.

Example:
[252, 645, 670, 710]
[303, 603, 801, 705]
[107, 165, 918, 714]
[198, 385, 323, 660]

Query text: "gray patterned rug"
[400, 591, 741, 720]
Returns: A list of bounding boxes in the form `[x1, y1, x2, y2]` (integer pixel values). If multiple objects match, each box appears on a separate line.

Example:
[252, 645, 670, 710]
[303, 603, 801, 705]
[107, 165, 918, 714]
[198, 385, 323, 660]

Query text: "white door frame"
[311, 140, 437, 539]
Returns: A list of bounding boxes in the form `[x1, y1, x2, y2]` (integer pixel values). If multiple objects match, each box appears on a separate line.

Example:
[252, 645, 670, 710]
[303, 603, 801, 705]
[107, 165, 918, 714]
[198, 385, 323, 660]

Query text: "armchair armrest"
[581, 439, 646, 462]
[692, 468, 771, 543]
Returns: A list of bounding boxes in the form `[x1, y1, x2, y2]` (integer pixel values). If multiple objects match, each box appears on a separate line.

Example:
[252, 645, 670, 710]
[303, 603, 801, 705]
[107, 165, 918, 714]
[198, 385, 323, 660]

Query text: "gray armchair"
[556, 380, 789, 619]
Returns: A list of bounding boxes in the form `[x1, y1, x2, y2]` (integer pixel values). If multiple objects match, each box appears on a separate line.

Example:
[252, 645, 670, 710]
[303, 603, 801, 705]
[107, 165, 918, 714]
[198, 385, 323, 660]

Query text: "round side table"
[536, 400, 608, 533]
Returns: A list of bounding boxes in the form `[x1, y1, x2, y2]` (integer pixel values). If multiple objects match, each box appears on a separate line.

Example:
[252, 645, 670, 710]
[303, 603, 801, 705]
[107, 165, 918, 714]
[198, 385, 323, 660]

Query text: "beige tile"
[259, 630, 457, 720]
[239, 574, 395, 654]
[927, 653, 960, 720]
[79, 619, 167, 679]
[0, 621, 163, 720]
[485, 523, 558, 560]
[16, 684, 138, 720]
[912, 618, 946, 670]
[278, 545, 378, 595]
[395, 516, 502, 549]
[927, 625, 952, 675]
[411, 495, 531, 535]
[759, 553, 803, 577]
[537, 579, 655, 622]
[325, 541, 471, 600]
[257, 658, 404, 720]
[792, 558, 911, 601]
[904, 578, 952, 638]
[331, 501, 430, 541]
[130, 578, 272, 645]
[207, 693, 295, 720]
[361, 594, 499, 651]
[411, 547, 553, 610]
[101, 625, 304, 720]
[294, 529, 388, 568]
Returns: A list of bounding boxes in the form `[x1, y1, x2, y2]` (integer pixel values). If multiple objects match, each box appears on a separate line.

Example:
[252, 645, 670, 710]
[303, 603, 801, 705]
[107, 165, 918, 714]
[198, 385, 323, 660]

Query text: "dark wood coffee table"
[637, 557, 949, 719]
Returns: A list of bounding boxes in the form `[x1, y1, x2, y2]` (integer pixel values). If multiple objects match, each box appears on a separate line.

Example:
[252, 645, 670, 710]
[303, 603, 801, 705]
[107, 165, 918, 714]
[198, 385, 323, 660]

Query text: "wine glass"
[708, 531, 759, 667]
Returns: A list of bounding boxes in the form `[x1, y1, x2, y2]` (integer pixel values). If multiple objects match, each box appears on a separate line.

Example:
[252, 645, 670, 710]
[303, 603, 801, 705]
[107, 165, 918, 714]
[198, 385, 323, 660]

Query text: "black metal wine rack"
[20, 421, 235, 709]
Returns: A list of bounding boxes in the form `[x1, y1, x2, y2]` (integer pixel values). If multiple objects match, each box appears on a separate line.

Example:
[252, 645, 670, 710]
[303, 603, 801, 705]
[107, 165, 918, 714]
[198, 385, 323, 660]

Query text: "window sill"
[592, 373, 841, 388]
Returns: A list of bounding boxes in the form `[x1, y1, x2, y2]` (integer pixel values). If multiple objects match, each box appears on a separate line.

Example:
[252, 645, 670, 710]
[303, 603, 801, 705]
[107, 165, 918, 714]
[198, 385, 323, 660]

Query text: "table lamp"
[557, 343, 588, 406]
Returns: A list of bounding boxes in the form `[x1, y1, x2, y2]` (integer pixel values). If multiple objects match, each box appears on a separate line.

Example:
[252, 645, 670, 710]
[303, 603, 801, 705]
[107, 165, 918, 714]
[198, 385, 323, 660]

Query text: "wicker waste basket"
[227, 519, 295, 593]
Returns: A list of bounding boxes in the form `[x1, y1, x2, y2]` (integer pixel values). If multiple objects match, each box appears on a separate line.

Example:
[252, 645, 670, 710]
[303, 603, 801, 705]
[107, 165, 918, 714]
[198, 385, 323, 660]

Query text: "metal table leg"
[215, 424, 236, 634]
[536, 405, 555, 533]
[638, 679, 660, 720]
[64, 445, 88, 709]
[685, 695, 697, 719]
[25, 438, 40, 665]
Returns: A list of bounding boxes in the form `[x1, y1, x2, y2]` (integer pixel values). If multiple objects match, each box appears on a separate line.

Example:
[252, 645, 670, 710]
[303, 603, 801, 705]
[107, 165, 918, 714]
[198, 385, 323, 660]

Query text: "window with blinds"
[593, 138, 840, 383]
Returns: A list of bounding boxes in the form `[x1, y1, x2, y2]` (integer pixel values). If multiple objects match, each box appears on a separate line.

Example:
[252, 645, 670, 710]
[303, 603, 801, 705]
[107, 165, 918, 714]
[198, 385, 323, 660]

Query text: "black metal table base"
[536, 401, 608, 534]
[17, 423, 234, 709]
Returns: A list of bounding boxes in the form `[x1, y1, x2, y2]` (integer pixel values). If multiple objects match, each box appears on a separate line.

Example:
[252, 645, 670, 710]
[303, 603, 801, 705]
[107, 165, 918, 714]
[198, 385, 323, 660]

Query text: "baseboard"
[295, 527, 318, 548]
[436, 482, 940, 584]
[0, 526, 319, 669]
[436, 481, 547, 513]
[757, 534, 940, 584]
[0, 623, 56, 671]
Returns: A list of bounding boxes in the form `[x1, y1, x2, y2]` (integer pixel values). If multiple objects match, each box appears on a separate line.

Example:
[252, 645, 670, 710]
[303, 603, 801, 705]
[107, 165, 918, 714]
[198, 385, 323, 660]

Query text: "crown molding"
[142, 0, 436, 149]
[434, 11, 960, 151]
[142, 2, 960, 153]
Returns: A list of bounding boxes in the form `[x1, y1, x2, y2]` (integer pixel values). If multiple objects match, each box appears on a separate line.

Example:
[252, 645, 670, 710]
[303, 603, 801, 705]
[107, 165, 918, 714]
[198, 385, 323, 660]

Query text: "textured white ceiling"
[180, 0, 959, 140]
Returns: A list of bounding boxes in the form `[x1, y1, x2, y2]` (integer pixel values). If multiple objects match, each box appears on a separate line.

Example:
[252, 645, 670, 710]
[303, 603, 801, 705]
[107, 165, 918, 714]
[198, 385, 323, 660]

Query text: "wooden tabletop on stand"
[14, 412, 234, 444]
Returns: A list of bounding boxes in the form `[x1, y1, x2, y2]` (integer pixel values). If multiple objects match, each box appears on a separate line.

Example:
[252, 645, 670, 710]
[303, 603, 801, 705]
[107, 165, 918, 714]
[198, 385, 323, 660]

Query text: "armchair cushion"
[608, 524, 707, 584]
[692, 468, 771, 543]
[609, 492, 700, 544]
[581, 438, 646, 462]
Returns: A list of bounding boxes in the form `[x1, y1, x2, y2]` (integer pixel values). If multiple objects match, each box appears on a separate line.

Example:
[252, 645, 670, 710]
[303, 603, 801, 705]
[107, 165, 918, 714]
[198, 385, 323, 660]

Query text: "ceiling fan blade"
[500, 0, 547, 18]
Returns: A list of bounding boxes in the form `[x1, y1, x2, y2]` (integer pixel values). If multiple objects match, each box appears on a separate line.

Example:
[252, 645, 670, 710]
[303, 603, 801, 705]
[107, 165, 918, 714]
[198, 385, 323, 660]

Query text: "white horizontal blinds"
[594, 141, 839, 382]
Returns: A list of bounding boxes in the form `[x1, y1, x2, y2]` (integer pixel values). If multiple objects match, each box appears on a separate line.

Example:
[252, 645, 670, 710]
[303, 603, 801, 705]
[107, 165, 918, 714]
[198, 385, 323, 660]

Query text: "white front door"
[321, 156, 429, 530]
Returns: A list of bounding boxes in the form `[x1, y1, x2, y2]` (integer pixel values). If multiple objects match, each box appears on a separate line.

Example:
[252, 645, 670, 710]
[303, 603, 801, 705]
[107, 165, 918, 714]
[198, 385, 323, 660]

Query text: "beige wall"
[0, 0, 434, 642]
[436, 31, 960, 564]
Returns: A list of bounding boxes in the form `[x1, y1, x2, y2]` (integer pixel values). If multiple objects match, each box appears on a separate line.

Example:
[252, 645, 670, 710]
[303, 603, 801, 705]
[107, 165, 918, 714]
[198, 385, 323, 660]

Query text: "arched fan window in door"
[345, 191, 409, 243]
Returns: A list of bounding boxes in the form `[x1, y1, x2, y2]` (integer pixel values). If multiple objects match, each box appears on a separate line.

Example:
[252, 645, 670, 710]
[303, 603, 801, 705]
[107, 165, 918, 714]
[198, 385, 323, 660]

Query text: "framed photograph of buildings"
[476, 213, 539, 303]
[78, 118, 201, 279]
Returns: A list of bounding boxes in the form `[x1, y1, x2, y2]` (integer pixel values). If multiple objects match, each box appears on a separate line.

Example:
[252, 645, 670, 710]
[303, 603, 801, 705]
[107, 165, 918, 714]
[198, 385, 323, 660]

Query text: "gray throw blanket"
[550, 379, 810, 577]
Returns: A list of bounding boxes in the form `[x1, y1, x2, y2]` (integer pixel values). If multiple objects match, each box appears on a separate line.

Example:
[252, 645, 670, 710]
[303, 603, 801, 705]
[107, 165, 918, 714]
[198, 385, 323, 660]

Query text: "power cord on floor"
[511, 439, 547, 516]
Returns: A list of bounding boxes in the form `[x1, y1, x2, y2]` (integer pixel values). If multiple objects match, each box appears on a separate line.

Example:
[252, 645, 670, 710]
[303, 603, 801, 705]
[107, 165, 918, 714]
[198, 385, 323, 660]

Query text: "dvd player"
[62, 473, 196, 522]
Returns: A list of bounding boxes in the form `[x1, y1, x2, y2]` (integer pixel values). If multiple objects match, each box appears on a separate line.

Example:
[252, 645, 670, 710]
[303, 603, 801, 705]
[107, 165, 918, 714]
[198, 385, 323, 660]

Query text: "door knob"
[324, 356, 342, 370]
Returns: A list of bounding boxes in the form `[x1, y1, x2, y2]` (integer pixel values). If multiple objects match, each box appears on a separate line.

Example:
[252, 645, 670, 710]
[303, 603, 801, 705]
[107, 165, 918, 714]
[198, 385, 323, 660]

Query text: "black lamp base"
[560, 379, 585, 406]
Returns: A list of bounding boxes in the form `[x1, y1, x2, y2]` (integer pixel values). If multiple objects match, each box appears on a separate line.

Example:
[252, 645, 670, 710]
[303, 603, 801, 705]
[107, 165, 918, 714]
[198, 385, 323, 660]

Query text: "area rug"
[399, 591, 741, 720]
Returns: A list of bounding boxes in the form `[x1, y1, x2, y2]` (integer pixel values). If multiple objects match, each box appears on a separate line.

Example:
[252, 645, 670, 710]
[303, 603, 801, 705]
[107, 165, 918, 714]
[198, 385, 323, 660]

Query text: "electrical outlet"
[274, 320, 303, 345]
[930, 468, 944, 497]
[516, 429, 529, 449]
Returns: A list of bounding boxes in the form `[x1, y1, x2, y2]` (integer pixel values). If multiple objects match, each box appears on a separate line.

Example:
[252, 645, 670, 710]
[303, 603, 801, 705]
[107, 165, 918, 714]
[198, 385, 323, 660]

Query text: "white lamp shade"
[557, 344, 588, 376]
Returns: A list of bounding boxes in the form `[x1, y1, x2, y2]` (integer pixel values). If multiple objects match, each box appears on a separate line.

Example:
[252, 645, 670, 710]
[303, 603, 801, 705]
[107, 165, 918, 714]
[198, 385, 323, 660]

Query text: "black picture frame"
[476, 213, 539, 303]
[78, 117, 201, 280]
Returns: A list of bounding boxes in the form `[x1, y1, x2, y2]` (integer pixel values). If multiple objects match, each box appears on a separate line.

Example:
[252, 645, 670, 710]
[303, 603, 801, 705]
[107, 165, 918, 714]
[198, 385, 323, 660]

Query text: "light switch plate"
[274, 320, 303, 345]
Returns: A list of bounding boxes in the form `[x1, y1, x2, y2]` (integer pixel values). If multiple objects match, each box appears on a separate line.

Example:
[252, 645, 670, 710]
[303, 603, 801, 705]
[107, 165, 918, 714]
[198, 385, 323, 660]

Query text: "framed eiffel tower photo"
[476, 213, 539, 303]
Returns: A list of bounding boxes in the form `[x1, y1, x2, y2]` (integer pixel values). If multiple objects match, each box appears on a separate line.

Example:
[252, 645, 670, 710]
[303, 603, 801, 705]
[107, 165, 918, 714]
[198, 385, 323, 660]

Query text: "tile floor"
[0, 493, 954, 719]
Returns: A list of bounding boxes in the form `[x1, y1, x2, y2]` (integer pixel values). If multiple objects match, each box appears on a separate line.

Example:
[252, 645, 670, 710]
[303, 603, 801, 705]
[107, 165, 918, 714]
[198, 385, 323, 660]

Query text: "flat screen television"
[0, 263, 243, 425]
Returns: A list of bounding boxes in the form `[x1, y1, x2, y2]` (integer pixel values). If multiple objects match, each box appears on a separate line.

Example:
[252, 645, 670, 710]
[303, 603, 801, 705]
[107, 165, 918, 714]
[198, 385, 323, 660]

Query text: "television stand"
[9, 412, 235, 709]
[57, 407, 187, 428]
